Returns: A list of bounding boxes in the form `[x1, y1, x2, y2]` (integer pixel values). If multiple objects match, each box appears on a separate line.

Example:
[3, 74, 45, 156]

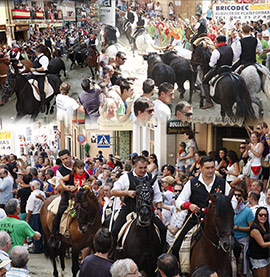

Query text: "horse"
[67, 42, 88, 70]
[40, 186, 101, 277]
[0, 58, 33, 105]
[2, 69, 61, 121]
[236, 64, 270, 119]
[191, 43, 256, 122]
[85, 47, 99, 78]
[114, 180, 162, 276]
[39, 44, 52, 60]
[189, 193, 235, 276]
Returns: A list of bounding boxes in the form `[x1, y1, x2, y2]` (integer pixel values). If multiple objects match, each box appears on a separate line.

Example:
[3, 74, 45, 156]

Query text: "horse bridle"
[197, 200, 233, 253]
[76, 191, 97, 227]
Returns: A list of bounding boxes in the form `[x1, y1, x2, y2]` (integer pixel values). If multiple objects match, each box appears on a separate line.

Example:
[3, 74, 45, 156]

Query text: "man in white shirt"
[30, 45, 49, 113]
[172, 156, 232, 259]
[26, 180, 45, 253]
[111, 155, 166, 251]
[154, 82, 174, 122]
[0, 169, 13, 209]
[56, 82, 85, 128]
[247, 191, 260, 216]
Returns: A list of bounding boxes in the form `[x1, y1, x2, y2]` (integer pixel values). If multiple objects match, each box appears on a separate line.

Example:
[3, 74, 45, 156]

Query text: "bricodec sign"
[213, 3, 270, 22]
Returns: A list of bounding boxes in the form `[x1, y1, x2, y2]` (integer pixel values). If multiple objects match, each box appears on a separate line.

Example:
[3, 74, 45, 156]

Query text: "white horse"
[238, 64, 270, 118]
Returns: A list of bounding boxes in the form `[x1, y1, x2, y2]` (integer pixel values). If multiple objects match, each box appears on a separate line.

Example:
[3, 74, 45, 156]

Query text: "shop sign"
[100, 0, 115, 26]
[167, 120, 191, 135]
[0, 131, 15, 155]
[15, 25, 29, 31]
[213, 3, 270, 22]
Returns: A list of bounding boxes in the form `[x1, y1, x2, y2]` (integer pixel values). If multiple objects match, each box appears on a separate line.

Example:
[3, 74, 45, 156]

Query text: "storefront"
[14, 24, 29, 40]
[0, 25, 6, 44]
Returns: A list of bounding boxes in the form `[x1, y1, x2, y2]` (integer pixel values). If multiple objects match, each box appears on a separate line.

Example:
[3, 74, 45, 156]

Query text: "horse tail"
[233, 74, 257, 122]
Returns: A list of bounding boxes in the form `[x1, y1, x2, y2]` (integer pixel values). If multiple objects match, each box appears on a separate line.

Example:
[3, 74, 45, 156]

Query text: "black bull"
[144, 53, 175, 87]
[68, 43, 88, 70]
[48, 57, 66, 77]
[161, 50, 196, 103]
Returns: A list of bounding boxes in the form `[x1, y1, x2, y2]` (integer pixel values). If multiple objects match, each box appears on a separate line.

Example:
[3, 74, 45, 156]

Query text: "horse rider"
[88, 33, 99, 56]
[29, 45, 49, 113]
[132, 10, 146, 38]
[111, 155, 167, 253]
[172, 156, 232, 261]
[191, 13, 207, 44]
[201, 35, 234, 110]
[232, 24, 263, 71]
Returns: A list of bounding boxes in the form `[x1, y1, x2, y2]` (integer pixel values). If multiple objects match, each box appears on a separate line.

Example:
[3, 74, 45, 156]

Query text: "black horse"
[161, 50, 196, 102]
[115, 180, 162, 276]
[2, 71, 61, 121]
[48, 57, 67, 78]
[191, 44, 256, 122]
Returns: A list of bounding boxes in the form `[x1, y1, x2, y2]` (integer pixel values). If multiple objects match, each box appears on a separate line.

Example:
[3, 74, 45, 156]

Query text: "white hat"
[262, 30, 270, 37]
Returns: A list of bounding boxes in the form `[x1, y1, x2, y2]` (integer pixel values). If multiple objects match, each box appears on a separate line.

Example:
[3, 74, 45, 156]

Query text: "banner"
[213, 3, 270, 22]
[0, 131, 15, 155]
[99, 0, 115, 26]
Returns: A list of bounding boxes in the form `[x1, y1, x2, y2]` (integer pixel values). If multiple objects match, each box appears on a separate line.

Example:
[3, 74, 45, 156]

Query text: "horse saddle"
[47, 196, 74, 236]
[179, 224, 201, 274]
[209, 66, 233, 97]
[28, 76, 54, 101]
[117, 212, 161, 248]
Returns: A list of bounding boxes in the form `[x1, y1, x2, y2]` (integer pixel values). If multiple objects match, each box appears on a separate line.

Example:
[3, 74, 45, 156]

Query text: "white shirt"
[154, 99, 171, 122]
[234, 34, 263, 61]
[175, 174, 231, 209]
[249, 204, 260, 217]
[112, 171, 163, 204]
[33, 54, 49, 75]
[26, 189, 46, 214]
[56, 94, 79, 127]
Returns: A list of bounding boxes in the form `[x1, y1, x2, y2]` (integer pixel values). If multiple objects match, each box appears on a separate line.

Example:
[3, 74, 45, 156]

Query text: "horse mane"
[136, 182, 154, 206]
[213, 193, 233, 226]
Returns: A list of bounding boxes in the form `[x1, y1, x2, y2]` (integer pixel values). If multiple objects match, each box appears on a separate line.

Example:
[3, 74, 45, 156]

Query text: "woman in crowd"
[176, 142, 186, 174]
[185, 150, 206, 178]
[147, 153, 159, 176]
[224, 150, 240, 185]
[178, 130, 197, 174]
[243, 131, 264, 191]
[216, 148, 228, 179]
[234, 186, 254, 277]
[248, 207, 270, 276]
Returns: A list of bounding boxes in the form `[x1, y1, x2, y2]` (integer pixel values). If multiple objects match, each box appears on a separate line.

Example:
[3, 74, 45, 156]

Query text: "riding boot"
[40, 93, 46, 113]
[201, 84, 213, 109]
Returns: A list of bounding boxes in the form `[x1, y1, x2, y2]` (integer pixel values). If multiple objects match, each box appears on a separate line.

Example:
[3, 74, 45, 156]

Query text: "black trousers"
[112, 205, 167, 248]
[32, 74, 46, 105]
[51, 191, 71, 235]
[171, 215, 198, 260]
[202, 67, 217, 85]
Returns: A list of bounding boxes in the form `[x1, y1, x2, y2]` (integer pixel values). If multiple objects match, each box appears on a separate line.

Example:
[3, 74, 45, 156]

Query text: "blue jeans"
[29, 214, 43, 253]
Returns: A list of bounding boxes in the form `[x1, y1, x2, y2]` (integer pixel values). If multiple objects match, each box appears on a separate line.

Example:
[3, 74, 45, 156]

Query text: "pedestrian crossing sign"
[97, 135, 110, 148]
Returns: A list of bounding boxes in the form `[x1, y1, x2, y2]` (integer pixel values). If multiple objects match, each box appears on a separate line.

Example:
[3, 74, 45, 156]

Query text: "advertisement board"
[213, 3, 270, 22]
[99, 0, 115, 26]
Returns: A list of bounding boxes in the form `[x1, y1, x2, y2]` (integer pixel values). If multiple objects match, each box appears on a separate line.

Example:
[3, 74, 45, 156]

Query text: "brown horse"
[189, 193, 235, 276]
[0, 59, 32, 105]
[85, 47, 99, 78]
[40, 187, 101, 277]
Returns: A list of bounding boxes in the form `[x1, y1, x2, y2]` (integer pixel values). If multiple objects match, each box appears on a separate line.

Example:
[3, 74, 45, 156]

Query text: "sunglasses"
[183, 112, 193, 117]
[120, 57, 126, 61]
[234, 193, 242, 197]
[256, 127, 261, 130]
[239, 146, 246, 149]
[174, 189, 182, 193]
[146, 108, 154, 114]
[258, 213, 268, 218]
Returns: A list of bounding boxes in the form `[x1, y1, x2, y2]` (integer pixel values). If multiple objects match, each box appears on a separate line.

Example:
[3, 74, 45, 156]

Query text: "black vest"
[189, 175, 226, 211]
[240, 36, 258, 64]
[57, 164, 72, 177]
[45, 38, 52, 49]
[137, 17, 145, 28]
[123, 172, 152, 212]
[216, 45, 233, 67]
[198, 18, 207, 35]
[32, 54, 44, 69]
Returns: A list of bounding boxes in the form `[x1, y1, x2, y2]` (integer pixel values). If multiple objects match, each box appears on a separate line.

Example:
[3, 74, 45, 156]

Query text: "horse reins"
[197, 201, 233, 253]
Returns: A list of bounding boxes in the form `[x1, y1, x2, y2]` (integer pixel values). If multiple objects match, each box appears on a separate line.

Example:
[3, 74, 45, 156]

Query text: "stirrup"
[64, 227, 71, 239]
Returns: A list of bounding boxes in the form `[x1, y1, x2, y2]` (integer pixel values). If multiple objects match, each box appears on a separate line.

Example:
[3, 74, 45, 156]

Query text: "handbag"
[261, 156, 270, 168]
[242, 160, 251, 177]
